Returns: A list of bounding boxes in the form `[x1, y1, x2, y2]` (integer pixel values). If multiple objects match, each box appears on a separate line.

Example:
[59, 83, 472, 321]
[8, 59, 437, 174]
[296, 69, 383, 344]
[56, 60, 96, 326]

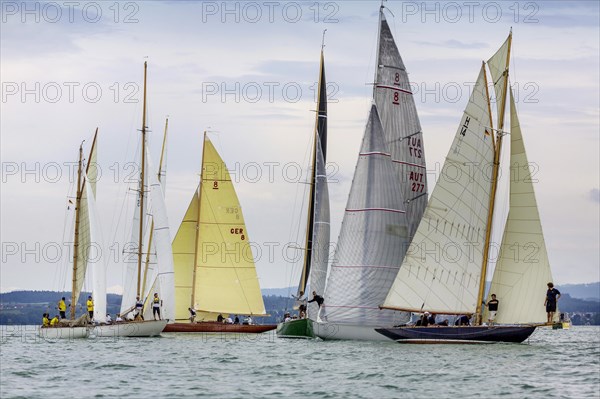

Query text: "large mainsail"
[373, 9, 427, 239]
[171, 135, 267, 320]
[485, 90, 553, 324]
[382, 65, 494, 315]
[322, 105, 410, 326]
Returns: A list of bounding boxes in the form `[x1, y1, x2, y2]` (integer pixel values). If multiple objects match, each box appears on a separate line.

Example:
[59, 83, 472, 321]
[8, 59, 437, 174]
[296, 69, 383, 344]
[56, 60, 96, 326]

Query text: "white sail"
[322, 104, 410, 326]
[485, 90, 553, 324]
[487, 34, 511, 127]
[373, 9, 428, 239]
[307, 135, 330, 320]
[119, 138, 147, 316]
[382, 65, 494, 315]
[146, 148, 175, 321]
[87, 172, 106, 324]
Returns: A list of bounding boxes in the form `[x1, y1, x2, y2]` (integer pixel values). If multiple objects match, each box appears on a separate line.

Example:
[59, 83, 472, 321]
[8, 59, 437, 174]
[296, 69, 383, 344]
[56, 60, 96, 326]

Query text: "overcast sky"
[1, 0, 599, 294]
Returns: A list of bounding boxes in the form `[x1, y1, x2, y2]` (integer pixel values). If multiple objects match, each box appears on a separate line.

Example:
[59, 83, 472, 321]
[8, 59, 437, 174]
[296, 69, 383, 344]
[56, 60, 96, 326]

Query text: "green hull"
[276, 318, 315, 339]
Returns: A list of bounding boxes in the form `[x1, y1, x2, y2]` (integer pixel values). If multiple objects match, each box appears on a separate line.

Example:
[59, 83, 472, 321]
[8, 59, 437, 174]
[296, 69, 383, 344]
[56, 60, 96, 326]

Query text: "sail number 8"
[230, 228, 245, 241]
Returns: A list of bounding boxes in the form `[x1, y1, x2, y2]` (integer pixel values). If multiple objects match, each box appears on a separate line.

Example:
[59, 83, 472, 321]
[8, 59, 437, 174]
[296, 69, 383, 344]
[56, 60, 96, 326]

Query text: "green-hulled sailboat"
[276, 36, 329, 339]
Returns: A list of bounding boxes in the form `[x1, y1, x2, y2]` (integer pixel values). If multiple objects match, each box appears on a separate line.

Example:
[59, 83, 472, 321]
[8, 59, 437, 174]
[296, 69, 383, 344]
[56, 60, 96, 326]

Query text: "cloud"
[590, 188, 600, 203]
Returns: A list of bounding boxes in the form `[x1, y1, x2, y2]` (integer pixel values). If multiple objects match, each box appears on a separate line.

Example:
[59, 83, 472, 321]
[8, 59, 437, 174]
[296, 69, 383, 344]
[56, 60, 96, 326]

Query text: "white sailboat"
[377, 32, 549, 344]
[314, 4, 426, 341]
[94, 62, 173, 337]
[40, 132, 100, 339]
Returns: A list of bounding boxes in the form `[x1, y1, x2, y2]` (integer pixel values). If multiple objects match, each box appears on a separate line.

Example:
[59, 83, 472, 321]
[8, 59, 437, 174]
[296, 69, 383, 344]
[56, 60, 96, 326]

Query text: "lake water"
[1, 326, 599, 398]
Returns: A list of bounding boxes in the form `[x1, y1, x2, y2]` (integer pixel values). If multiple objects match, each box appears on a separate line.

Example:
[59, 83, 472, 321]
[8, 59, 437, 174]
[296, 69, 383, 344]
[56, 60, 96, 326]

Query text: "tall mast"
[298, 35, 329, 295]
[70, 142, 84, 320]
[190, 131, 207, 309]
[136, 61, 148, 298]
[141, 117, 168, 298]
[475, 33, 512, 324]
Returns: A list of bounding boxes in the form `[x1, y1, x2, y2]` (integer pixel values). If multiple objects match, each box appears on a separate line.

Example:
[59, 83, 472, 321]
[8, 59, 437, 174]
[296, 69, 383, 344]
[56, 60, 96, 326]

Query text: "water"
[1, 326, 599, 398]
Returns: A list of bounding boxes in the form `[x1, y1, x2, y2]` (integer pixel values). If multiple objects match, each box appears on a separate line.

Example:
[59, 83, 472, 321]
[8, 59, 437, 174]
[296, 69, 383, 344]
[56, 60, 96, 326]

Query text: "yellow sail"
[171, 135, 267, 321]
[172, 190, 199, 321]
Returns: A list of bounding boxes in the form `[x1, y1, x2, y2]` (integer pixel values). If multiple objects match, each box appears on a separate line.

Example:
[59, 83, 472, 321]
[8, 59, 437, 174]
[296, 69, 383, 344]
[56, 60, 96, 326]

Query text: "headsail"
[382, 65, 494, 315]
[146, 147, 175, 321]
[322, 104, 410, 326]
[373, 8, 428, 239]
[484, 90, 553, 324]
[307, 135, 330, 320]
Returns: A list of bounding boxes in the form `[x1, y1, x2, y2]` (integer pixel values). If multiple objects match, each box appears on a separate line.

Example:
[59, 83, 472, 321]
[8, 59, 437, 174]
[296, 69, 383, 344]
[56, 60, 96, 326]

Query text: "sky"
[1, 0, 599, 295]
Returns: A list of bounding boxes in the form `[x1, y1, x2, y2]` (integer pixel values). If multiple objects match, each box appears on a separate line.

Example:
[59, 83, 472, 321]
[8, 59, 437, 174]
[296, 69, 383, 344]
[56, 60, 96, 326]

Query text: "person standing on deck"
[544, 283, 561, 324]
[308, 291, 324, 308]
[86, 296, 94, 319]
[134, 296, 144, 320]
[188, 308, 196, 323]
[57, 297, 67, 319]
[486, 294, 499, 325]
[152, 293, 162, 320]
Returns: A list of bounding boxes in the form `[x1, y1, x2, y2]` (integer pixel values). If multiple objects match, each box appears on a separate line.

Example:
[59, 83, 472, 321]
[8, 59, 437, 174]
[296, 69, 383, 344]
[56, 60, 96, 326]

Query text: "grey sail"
[307, 135, 330, 320]
[373, 9, 428, 240]
[321, 104, 411, 326]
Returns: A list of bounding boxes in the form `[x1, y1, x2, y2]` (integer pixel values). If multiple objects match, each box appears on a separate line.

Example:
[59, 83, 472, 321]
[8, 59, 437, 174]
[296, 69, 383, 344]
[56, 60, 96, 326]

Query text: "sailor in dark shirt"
[486, 294, 499, 325]
[308, 291, 324, 308]
[455, 315, 470, 326]
[544, 282, 561, 323]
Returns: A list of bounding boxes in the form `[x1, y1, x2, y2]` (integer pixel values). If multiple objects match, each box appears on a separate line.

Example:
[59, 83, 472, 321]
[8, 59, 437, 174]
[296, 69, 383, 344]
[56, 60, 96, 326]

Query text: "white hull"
[38, 326, 89, 339]
[92, 320, 167, 337]
[313, 322, 394, 342]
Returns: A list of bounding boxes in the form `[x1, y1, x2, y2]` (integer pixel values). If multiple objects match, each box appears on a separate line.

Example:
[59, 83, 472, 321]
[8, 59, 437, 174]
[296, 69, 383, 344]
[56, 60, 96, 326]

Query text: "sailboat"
[94, 62, 173, 337]
[277, 36, 330, 339]
[39, 131, 100, 339]
[163, 133, 275, 333]
[314, 4, 427, 341]
[376, 32, 549, 344]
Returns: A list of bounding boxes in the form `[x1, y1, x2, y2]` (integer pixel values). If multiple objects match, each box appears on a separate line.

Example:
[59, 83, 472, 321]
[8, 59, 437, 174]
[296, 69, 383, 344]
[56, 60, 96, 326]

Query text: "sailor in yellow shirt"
[58, 297, 67, 319]
[50, 315, 59, 326]
[42, 313, 50, 327]
[86, 296, 94, 320]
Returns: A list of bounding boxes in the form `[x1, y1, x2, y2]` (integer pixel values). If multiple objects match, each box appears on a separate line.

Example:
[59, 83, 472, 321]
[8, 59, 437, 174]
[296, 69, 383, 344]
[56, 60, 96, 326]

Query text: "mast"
[70, 142, 84, 319]
[475, 33, 512, 324]
[298, 44, 326, 295]
[136, 61, 148, 298]
[141, 117, 168, 298]
[190, 131, 207, 309]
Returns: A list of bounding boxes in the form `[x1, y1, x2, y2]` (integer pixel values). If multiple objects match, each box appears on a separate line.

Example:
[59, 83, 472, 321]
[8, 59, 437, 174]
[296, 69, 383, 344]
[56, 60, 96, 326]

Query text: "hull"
[276, 318, 314, 339]
[93, 320, 167, 337]
[163, 322, 276, 333]
[376, 325, 537, 344]
[313, 322, 392, 342]
[38, 326, 89, 339]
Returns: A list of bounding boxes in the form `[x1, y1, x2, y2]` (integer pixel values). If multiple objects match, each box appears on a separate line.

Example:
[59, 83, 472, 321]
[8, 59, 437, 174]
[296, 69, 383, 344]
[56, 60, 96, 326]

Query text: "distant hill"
[263, 283, 600, 301]
[261, 287, 297, 297]
[559, 283, 600, 301]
